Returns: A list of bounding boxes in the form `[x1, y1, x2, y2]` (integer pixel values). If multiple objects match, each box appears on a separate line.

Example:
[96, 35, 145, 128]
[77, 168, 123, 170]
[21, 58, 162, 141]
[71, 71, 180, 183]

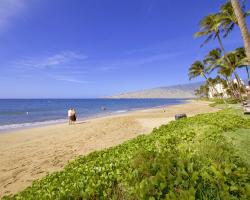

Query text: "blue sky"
[0, 0, 249, 98]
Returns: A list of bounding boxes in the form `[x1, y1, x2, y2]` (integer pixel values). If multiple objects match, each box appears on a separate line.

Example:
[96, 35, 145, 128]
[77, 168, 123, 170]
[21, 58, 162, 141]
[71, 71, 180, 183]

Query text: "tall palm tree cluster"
[189, 0, 250, 101]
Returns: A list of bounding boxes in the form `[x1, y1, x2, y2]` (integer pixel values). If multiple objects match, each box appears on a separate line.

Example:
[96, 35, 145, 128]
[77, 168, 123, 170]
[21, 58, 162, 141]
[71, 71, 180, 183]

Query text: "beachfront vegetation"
[3, 109, 250, 199]
[208, 98, 238, 107]
[190, 0, 250, 101]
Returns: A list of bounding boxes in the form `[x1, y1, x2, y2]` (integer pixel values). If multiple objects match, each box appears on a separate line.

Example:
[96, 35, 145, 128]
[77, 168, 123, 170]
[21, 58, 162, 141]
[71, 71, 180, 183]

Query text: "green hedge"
[3, 110, 250, 200]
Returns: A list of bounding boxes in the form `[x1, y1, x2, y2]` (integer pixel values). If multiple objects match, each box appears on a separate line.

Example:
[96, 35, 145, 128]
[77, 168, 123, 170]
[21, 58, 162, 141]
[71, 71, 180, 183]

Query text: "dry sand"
[0, 101, 219, 197]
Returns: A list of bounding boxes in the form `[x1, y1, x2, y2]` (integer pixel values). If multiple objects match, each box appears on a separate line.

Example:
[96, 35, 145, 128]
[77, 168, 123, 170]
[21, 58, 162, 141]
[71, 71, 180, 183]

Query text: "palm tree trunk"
[217, 35, 232, 65]
[245, 66, 250, 85]
[234, 71, 244, 101]
[217, 34, 226, 54]
[203, 29, 233, 102]
[231, 0, 250, 65]
[228, 76, 238, 99]
[225, 76, 234, 98]
[217, 34, 243, 101]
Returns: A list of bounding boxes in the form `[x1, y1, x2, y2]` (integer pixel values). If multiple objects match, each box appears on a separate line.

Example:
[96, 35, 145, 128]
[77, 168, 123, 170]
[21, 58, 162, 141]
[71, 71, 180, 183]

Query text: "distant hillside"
[109, 82, 202, 98]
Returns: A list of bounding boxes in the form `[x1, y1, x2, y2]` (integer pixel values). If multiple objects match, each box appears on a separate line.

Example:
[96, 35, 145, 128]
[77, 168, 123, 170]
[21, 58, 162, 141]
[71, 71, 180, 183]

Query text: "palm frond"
[244, 9, 250, 17]
[195, 13, 221, 47]
[222, 23, 235, 38]
[188, 61, 206, 80]
[194, 31, 208, 38]
[204, 48, 222, 64]
[200, 34, 213, 47]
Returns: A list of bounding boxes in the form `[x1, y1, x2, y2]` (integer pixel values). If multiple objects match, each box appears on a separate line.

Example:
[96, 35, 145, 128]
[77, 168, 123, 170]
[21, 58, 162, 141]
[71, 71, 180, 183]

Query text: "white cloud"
[18, 51, 88, 69]
[0, 0, 28, 32]
[130, 52, 181, 65]
[96, 52, 183, 71]
[54, 76, 91, 84]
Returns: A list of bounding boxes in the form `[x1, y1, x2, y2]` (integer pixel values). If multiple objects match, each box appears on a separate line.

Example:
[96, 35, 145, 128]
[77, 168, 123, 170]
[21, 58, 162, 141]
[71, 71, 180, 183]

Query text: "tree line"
[189, 0, 250, 101]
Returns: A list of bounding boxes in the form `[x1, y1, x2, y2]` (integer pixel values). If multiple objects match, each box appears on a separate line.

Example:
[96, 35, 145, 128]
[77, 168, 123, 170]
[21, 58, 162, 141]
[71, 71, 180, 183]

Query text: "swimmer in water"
[101, 106, 106, 111]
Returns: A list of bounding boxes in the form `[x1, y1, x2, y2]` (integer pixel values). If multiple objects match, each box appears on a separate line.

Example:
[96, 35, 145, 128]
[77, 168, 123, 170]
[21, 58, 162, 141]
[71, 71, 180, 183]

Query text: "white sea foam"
[0, 119, 66, 132]
[113, 110, 128, 114]
[0, 111, 128, 132]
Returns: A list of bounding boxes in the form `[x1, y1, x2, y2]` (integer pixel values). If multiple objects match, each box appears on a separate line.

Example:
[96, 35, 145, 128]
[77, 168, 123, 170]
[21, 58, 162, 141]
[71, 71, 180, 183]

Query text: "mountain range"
[109, 82, 202, 98]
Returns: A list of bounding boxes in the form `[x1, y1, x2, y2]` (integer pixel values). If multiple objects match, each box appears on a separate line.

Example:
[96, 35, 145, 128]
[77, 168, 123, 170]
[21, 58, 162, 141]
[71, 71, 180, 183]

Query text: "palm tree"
[218, 65, 239, 98]
[220, 2, 237, 37]
[220, 1, 249, 37]
[195, 10, 246, 93]
[188, 61, 208, 80]
[194, 12, 236, 76]
[204, 48, 222, 72]
[195, 84, 209, 98]
[231, 0, 250, 64]
[216, 49, 248, 100]
[227, 48, 248, 77]
[195, 2, 249, 65]
[188, 61, 221, 98]
[204, 48, 246, 100]
[193, 1, 250, 101]
[195, 14, 226, 52]
[203, 48, 235, 98]
[235, 47, 250, 83]
[218, 62, 235, 93]
[219, 1, 250, 85]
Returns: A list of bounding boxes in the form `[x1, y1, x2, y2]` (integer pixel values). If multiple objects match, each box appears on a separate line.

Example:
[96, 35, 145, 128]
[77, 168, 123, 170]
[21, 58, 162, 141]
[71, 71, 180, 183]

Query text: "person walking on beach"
[68, 108, 74, 125]
[71, 108, 77, 124]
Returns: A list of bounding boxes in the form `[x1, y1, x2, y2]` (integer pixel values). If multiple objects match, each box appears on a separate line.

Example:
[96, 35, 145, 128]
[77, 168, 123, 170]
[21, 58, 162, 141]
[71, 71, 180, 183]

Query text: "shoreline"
[0, 100, 217, 197]
[0, 99, 188, 134]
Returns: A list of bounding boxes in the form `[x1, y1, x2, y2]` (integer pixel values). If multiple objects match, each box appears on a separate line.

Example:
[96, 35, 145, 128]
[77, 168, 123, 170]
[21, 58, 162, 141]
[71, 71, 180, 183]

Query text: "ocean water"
[0, 99, 186, 131]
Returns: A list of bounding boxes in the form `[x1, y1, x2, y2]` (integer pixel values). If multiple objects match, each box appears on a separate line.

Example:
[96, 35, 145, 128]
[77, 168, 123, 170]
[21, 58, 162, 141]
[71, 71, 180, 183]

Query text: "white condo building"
[208, 79, 245, 99]
[208, 83, 229, 98]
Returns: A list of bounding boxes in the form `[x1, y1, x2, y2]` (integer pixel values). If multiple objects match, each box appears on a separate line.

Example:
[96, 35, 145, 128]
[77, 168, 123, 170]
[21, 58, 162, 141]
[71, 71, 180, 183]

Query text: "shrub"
[3, 110, 250, 200]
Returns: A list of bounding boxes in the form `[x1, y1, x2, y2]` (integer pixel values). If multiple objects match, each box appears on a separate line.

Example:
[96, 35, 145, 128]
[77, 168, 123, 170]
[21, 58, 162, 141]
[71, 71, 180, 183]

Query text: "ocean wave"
[0, 119, 66, 132]
[113, 110, 128, 114]
[0, 111, 28, 116]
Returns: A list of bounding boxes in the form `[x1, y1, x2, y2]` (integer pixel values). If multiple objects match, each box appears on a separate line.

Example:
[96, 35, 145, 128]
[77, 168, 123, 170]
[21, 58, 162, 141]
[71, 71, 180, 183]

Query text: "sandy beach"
[0, 101, 218, 197]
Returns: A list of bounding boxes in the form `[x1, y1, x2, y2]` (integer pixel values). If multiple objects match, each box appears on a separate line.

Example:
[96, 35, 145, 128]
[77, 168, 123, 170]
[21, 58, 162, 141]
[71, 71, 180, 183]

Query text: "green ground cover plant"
[208, 98, 238, 107]
[3, 109, 250, 200]
[224, 129, 250, 168]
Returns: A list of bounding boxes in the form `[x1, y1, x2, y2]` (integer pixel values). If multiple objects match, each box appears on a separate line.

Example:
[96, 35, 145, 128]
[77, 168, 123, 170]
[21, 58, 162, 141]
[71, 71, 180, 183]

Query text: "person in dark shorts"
[71, 108, 77, 124]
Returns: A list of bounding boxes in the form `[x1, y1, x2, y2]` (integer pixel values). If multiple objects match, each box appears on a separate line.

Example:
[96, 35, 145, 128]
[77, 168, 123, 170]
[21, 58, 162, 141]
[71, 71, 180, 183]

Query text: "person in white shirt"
[68, 108, 73, 125]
